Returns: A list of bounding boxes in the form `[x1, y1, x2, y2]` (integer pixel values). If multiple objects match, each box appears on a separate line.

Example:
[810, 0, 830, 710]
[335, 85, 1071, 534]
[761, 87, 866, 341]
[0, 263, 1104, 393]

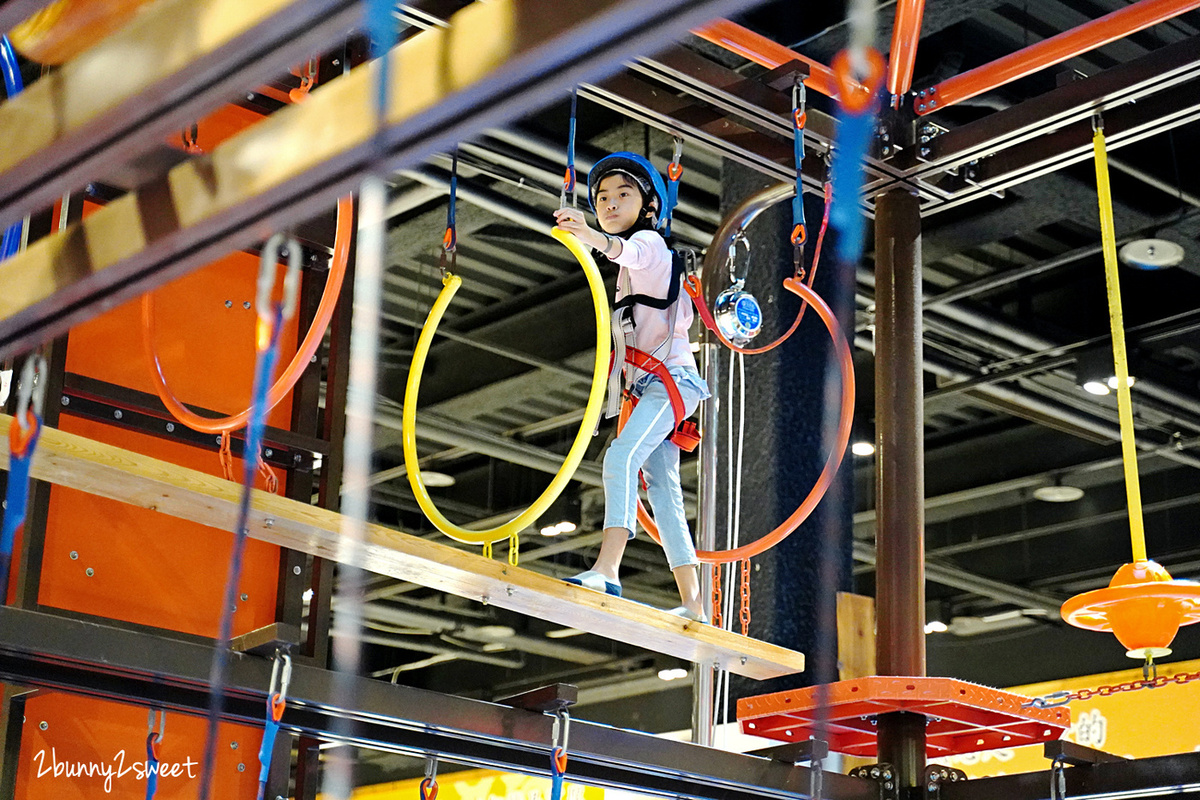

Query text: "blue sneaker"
[564, 570, 622, 597]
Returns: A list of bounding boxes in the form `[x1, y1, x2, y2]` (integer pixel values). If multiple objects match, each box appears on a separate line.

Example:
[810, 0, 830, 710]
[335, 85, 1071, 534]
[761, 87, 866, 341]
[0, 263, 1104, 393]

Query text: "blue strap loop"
[790, 80, 808, 261]
[2, 355, 46, 599]
[561, 90, 578, 209]
[256, 652, 292, 800]
[145, 709, 165, 800]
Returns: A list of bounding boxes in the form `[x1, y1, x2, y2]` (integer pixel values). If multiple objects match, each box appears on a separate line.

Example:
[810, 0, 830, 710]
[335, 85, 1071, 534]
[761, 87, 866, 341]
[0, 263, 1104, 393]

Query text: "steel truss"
[0, 606, 864, 800]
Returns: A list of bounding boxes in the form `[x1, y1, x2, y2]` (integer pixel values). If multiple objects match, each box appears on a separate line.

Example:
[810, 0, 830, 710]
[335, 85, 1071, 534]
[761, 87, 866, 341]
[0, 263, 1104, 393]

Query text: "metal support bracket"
[496, 684, 579, 714]
[1044, 740, 1129, 766]
[232, 623, 301, 656]
[761, 59, 812, 92]
[849, 762, 899, 800]
[750, 738, 829, 765]
[924, 765, 968, 797]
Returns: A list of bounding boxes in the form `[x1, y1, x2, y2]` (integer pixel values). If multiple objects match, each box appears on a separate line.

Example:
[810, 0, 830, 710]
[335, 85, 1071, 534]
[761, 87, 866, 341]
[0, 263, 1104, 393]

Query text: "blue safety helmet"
[588, 152, 669, 232]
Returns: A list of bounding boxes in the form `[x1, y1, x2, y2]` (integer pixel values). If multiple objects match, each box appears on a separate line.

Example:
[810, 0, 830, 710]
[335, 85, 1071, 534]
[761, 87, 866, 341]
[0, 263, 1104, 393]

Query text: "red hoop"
[640, 277, 854, 563]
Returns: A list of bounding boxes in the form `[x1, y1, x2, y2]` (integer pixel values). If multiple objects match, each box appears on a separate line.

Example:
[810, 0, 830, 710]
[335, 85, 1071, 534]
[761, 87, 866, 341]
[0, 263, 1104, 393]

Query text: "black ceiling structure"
[355, 0, 1200, 731]
[3, 0, 1200, 794]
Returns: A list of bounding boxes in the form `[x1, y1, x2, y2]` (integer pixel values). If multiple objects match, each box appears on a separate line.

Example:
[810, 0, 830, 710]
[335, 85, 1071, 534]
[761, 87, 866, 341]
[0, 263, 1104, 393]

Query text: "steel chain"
[1024, 670, 1200, 708]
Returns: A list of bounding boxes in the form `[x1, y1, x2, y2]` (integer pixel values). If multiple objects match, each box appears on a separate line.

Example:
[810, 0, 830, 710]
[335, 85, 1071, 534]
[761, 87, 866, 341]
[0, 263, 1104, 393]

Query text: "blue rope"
[256, 695, 282, 800]
[198, 303, 285, 800]
[1, 36, 26, 261]
[445, 150, 458, 251]
[563, 91, 578, 206]
[550, 746, 567, 800]
[791, 83, 808, 255]
[0, 414, 39, 599]
[145, 733, 161, 800]
[828, 97, 879, 267]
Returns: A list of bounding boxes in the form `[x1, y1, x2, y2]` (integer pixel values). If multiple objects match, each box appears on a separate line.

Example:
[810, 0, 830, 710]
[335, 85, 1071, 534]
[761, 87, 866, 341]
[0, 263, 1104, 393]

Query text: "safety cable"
[256, 651, 292, 800]
[1, 354, 46, 601]
[790, 78, 808, 271]
[199, 235, 301, 800]
[323, 6, 403, 792]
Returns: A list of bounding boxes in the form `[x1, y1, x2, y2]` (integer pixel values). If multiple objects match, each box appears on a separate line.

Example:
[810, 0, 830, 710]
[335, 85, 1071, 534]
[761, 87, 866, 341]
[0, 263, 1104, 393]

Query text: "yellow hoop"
[402, 228, 611, 545]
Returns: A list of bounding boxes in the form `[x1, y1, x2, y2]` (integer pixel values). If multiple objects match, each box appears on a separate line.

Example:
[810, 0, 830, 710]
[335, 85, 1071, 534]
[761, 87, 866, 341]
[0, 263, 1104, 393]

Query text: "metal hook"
[268, 650, 293, 704]
[147, 708, 166, 743]
[256, 234, 304, 322]
[551, 707, 571, 754]
[726, 231, 751, 285]
[424, 753, 439, 782]
[1050, 754, 1068, 800]
[15, 353, 47, 432]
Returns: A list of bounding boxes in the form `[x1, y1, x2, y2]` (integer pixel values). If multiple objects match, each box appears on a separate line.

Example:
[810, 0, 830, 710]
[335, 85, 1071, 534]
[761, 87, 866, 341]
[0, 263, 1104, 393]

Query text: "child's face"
[594, 174, 647, 234]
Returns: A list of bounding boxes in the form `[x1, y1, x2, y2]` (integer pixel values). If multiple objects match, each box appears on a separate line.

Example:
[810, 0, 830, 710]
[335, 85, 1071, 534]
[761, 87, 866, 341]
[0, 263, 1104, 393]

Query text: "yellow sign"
[933, 657, 1200, 777]
[329, 768, 607, 800]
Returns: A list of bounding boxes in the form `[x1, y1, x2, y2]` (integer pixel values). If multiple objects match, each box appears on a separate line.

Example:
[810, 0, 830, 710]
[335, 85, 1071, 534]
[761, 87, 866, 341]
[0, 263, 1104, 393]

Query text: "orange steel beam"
[887, 0, 926, 96]
[918, 0, 1200, 114]
[692, 18, 847, 99]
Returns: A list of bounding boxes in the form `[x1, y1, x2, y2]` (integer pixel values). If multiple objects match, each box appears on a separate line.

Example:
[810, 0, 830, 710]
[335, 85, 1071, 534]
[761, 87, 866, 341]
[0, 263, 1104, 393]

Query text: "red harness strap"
[614, 347, 701, 453]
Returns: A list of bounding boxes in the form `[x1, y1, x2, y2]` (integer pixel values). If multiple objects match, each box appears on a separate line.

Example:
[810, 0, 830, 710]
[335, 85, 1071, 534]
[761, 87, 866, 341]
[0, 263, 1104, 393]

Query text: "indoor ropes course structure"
[0, 0, 1198, 799]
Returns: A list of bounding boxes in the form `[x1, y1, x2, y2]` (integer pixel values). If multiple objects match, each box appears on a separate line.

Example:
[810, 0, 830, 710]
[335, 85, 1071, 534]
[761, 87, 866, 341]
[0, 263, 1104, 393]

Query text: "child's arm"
[553, 208, 622, 258]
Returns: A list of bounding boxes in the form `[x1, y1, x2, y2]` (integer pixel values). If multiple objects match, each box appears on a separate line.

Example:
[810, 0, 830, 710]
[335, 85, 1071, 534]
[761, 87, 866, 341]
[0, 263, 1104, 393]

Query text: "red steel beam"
[918, 0, 1200, 114]
[692, 18, 845, 98]
[887, 0, 926, 96]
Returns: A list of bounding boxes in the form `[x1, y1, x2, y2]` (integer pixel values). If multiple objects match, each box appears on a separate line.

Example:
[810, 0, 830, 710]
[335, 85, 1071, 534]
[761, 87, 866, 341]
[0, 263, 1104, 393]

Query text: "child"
[553, 152, 711, 622]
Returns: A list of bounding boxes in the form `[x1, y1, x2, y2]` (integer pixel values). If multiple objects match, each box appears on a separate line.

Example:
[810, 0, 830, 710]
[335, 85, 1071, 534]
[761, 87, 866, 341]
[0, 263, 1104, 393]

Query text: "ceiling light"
[657, 667, 689, 681]
[1119, 238, 1185, 270]
[555, 521, 577, 534]
[1082, 380, 1111, 396]
[540, 525, 560, 537]
[1033, 484, 1084, 503]
[302, 588, 314, 602]
[421, 471, 455, 487]
[851, 441, 875, 457]
[924, 620, 948, 634]
[1106, 375, 1136, 390]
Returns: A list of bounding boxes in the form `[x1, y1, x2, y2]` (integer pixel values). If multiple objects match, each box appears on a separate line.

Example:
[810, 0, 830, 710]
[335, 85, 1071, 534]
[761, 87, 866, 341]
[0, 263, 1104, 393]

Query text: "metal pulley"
[713, 231, 762, 345]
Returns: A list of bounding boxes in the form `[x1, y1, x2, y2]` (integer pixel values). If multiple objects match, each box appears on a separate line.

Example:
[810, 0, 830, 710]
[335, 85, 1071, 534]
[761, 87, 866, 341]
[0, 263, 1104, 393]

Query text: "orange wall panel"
[66, 248, 300, 432]
[39, 415, 280, 638]
[16, 691, 261, 799]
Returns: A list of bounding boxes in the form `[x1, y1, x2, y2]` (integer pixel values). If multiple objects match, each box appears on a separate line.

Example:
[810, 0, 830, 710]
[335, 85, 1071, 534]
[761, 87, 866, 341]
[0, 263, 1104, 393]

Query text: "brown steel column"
[873, 187, 926, 787]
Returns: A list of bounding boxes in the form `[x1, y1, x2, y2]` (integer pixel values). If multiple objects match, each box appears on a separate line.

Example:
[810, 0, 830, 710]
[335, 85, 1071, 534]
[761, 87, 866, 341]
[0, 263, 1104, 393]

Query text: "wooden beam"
[0, 0, 765, 358]
[0, 414, 804, 679]
[0, 0, 361, 231]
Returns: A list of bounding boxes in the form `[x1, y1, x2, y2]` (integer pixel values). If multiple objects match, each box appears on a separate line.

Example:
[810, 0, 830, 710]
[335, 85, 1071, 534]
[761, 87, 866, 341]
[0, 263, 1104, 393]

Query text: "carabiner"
[726, 231, 751, 285]
[256, 234, 303, 323]
[268, 651, 292, 706]
[551, 707, 571, 754]
[14, 354, 47, 433]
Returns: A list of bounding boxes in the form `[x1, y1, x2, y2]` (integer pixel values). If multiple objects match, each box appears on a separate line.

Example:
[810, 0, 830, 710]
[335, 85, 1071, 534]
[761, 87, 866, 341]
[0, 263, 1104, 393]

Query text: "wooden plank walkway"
[2, 414, 805, 679]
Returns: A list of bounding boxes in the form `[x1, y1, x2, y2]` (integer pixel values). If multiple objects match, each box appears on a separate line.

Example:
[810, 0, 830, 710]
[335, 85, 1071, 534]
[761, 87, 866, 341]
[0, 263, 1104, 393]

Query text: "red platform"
[738, 676, 1071, 757]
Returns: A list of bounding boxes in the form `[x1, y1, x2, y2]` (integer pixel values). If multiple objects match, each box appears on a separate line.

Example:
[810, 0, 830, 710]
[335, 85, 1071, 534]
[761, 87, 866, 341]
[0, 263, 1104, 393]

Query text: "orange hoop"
[640, 277, 854, 563]
[831, 48, 885, 114]
[142, 196, 353, 434]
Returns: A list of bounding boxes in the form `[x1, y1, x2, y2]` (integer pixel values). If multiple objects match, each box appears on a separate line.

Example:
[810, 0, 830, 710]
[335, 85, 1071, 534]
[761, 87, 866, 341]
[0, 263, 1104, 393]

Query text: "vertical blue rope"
[791, 87, 807, 252]
[828, 106, 877, 266]
[1, 36, 26, 261]
[0, 417, 39, 599]
[197, 304, 285, 800]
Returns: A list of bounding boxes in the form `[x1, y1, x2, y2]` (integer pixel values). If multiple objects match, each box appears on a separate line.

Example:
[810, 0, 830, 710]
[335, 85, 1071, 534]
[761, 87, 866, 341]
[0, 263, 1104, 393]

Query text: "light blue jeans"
[603, 367, 710, 570]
